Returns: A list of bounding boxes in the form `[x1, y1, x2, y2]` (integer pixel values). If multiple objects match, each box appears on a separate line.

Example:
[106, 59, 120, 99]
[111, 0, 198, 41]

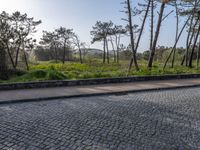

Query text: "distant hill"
[73, 48, 115, 56]
[73, 48, 103, 55]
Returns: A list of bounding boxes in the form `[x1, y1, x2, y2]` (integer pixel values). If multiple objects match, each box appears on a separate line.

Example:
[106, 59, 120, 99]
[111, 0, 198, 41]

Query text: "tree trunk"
[181, 18, 193, 66]
[189, 23, 200, 68]
[115, 35, 120, 64]
[135, 0, 151, 52]
[150, 0, 154, 51]
[127, 0, 139, 73]
[164, 15, 191, 69]
[117, 49, 119, 64]
[148, 2, 166, 68]
[5, 42, 15, 70]
[171, 1, 179, 68]
[103, 38, 106, 63]
[78, 46, 83, 64]
[0, 44, 8, 80]
[128, 0, 151, 71]
[22, 42, 29, 71]
[23, 51, 29, 71]
[110, 37, 116, 63]
[54, 44, 58, 63]
[113, 50, 116, 63]
[62, 42, 66, 64]
[106, 38, 109, 64]
[197, 37, 200, 68]
[186, 19, 198, 66]
[14, 40, 22, 69]
[181, 4, 198, 66]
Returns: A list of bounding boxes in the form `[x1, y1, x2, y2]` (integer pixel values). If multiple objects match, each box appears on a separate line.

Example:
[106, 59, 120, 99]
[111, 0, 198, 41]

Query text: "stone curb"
[1, 84, 200, 105]
[0, 74, 200, 91]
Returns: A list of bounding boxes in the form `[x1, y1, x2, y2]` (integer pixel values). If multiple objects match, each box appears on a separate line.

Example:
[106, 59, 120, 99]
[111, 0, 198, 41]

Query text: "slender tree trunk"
[127, 0, 139, 73]
[0, 43, 8, 80]
[14, 40, 22, 69]
[150, 0, 154, 51]
[62, 42, 66, 64]
[148, 2, 166, 68]
[22, 42, 29, 70]
[23, 51, 29, 70]
[54, 44, 58, 63]
[183, 17, 194, 66]
[78, 45, 83, 64]
[128, 0, 151, 72]
[135, 0, 151, 52]
[103, 38, 106, 63]
[181, 25, 193, 66]
[186, 19, 198, 66]
[110, 37, 116, 63]
[181, 19, 193, 66]
[197, 37, 200, 68]
[181, 2, 198, 66]
[115, 35, 121, 64]
[189, 23, 200, 68]
[66, 49, 69, 61]
[164, 16, 191, 69]
[106, 38, 109, 64]
[171, 1, 179, 68]
[5, 42, 15, 70]
[113, 50, 116, 63]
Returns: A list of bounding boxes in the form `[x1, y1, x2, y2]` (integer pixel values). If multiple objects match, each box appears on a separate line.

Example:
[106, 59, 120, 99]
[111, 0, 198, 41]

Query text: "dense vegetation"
[1, 58, 199, 83]
[0, 0, 200, 83]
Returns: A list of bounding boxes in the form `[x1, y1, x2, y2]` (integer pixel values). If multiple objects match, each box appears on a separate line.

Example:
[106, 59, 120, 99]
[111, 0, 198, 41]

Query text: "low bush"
[29, 70, 47, 78]
[46, 69, 67, 80]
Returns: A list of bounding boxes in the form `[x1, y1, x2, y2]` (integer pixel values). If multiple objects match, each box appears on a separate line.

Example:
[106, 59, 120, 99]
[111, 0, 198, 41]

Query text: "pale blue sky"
[0, 0, 187, 52]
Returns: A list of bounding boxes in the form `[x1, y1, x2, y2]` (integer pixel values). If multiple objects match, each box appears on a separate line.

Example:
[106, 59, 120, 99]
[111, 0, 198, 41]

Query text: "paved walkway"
[0, 78, 200, 103]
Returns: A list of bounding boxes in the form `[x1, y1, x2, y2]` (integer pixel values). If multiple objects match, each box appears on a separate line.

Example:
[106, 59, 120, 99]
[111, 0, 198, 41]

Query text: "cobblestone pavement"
[0, 88, 200, 150]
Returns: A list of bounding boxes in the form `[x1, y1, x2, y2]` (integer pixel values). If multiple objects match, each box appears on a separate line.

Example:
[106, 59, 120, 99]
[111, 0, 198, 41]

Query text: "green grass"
[1, 60, 200, 83]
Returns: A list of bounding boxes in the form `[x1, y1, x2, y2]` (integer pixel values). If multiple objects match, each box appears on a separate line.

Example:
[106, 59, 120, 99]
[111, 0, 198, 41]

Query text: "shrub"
[29, 70, 47, 78]
[7, 69, 27, 77]
[46, 70, 67, 80]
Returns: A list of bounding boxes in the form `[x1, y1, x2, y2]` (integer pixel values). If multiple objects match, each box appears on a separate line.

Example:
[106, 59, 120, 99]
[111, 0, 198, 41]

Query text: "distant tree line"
[39, 27, 85, 64]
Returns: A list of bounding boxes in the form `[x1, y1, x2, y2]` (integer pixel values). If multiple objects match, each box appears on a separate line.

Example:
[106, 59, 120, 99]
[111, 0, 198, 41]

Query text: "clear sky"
[0, 0, 187, 52]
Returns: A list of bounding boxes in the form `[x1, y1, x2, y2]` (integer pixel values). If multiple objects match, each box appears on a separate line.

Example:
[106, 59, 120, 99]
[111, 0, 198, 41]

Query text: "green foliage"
[1, 60, 200, 83]
[46, 69, 67, 80]
[29, 70, 47, 78]
[4, 68, 67, 83]
[7, 69, 27, 77]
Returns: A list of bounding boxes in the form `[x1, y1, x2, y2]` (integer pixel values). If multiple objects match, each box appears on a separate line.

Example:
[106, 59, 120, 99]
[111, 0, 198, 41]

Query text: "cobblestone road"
[0, 87, 200, 150]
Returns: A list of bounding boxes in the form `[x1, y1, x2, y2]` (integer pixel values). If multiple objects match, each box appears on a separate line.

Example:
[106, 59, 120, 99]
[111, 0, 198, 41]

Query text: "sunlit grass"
[1, 59, 199, 83]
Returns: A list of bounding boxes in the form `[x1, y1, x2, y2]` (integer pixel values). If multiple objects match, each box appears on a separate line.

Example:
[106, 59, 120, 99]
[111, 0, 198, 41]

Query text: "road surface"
[0, 87, 200, 149]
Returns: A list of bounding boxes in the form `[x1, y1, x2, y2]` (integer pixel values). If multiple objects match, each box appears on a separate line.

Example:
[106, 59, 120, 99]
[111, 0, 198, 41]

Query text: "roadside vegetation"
[0, 0, 200, 83]
[1, 58, 199, 83]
